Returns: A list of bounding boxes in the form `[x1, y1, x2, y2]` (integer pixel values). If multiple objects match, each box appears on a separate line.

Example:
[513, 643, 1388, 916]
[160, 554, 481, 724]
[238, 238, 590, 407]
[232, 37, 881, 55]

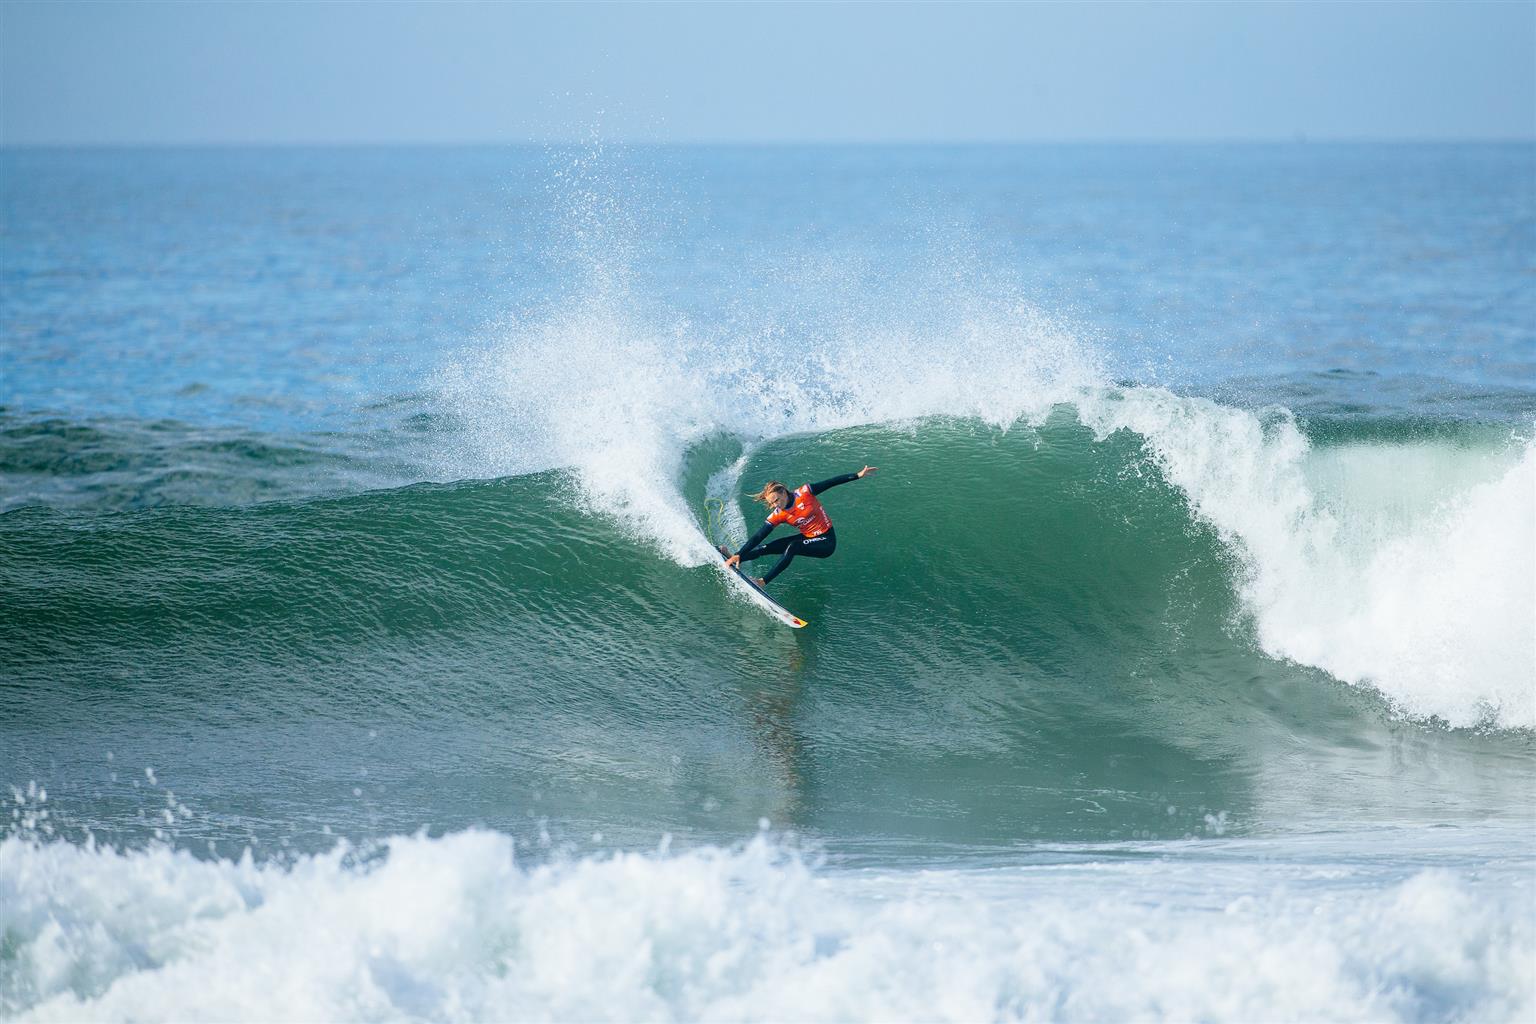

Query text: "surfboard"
[716, 546, 807, 628]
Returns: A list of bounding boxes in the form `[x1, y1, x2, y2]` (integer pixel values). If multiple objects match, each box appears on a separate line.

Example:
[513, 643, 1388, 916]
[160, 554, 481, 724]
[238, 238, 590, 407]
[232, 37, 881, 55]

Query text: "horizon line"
[4, 136, 1535, 149]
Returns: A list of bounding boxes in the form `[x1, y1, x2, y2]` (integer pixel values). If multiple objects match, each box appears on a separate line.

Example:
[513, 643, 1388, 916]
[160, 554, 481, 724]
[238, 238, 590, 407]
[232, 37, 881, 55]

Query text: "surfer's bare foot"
[755, 577, 767, 587]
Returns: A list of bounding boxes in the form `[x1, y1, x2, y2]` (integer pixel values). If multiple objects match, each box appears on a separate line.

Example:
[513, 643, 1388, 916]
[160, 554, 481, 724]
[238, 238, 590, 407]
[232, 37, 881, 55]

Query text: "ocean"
[1, 143, 1533, 1021]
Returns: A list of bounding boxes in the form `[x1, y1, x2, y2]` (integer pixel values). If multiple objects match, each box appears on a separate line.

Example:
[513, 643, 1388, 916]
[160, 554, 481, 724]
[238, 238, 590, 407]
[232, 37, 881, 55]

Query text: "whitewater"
[3, 823, 1531, 1022]
[2, 144, 1533, 1021]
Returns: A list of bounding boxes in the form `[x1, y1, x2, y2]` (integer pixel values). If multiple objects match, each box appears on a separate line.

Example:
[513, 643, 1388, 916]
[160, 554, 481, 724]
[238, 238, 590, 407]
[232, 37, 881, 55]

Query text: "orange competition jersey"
[767, 485, 833, 538]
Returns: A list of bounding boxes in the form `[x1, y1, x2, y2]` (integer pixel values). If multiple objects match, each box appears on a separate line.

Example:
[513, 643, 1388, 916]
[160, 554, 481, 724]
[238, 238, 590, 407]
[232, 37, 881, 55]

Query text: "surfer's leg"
[760, 531, 835, 584]
[760, 539, 804, 584]
[740, 536, 796, 562]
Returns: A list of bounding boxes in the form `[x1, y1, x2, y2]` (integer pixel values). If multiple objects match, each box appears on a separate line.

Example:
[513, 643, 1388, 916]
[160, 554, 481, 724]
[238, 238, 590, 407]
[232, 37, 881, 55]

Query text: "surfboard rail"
[716, 550, 807, 628]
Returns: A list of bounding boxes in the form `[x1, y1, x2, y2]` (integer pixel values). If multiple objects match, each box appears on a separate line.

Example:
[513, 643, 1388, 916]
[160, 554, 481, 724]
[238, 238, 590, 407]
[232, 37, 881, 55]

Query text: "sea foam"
[2, 829, 1531, 1023]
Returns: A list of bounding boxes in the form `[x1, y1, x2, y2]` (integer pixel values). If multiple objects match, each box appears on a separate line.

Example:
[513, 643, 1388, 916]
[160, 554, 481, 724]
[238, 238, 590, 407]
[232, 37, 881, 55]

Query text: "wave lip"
[2, 829, 1531, 1023]
[436, 261, 1534, 729]
[1073, 387, 1536, 730]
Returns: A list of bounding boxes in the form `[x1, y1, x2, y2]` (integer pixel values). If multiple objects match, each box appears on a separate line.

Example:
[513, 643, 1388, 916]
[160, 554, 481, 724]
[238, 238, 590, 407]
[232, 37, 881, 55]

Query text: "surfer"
[723, 467, 878, 587]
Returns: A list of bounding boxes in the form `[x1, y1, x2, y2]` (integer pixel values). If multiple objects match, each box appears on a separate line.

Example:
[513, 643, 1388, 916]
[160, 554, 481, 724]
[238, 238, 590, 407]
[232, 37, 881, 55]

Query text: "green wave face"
[1, 416, 1530, 850]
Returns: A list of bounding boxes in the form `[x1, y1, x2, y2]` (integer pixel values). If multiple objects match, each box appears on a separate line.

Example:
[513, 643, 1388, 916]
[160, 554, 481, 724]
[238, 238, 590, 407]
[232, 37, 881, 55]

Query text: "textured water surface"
[2, 144, 1533, 1021]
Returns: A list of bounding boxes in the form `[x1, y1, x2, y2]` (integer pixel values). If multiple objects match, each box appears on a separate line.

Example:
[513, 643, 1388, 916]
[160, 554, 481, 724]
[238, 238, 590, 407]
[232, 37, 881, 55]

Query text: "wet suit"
[735, 473, 860, 585]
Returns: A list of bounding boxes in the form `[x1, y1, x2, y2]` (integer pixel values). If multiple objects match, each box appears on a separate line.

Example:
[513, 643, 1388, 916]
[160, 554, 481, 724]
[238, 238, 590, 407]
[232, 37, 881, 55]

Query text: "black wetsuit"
[735, 473, 859, 584]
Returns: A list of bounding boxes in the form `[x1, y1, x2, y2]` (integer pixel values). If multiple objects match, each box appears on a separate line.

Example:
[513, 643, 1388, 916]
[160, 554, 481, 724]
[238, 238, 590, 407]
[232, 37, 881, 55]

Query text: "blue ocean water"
[1, 144, 1533, 1020]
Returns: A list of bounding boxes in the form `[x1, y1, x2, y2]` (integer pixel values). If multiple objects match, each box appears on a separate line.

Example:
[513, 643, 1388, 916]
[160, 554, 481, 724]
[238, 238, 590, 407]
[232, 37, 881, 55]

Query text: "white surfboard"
[716, 549, 807, 628]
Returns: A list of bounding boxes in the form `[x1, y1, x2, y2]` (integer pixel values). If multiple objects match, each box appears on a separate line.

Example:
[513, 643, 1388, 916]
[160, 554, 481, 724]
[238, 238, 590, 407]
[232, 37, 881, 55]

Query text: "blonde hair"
[751, 480, 790, 506]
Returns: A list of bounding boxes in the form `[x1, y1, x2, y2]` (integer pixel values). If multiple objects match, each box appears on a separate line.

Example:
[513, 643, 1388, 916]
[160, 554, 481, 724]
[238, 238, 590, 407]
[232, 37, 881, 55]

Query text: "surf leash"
[704, 498, 728, 550]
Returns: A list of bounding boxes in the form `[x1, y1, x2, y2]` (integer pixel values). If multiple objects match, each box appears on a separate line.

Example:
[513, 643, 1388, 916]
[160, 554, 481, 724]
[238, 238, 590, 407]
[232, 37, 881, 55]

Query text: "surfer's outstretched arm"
[807, 473, 857, 495]
[808, 465, 878, 495]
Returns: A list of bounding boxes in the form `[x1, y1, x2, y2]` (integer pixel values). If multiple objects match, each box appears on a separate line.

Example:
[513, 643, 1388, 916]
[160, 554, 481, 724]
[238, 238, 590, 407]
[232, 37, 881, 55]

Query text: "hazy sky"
[3, 1, 1532, 144]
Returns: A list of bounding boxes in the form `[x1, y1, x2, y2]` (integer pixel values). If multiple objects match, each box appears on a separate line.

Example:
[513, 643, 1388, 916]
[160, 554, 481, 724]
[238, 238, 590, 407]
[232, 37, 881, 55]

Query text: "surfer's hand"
[857, 465, 878, 478]
[725, 554, 741, 569]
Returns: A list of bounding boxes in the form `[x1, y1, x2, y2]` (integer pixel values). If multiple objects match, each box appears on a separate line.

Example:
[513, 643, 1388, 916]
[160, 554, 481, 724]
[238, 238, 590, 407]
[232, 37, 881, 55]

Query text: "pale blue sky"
[2, 1, 1532, 144]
